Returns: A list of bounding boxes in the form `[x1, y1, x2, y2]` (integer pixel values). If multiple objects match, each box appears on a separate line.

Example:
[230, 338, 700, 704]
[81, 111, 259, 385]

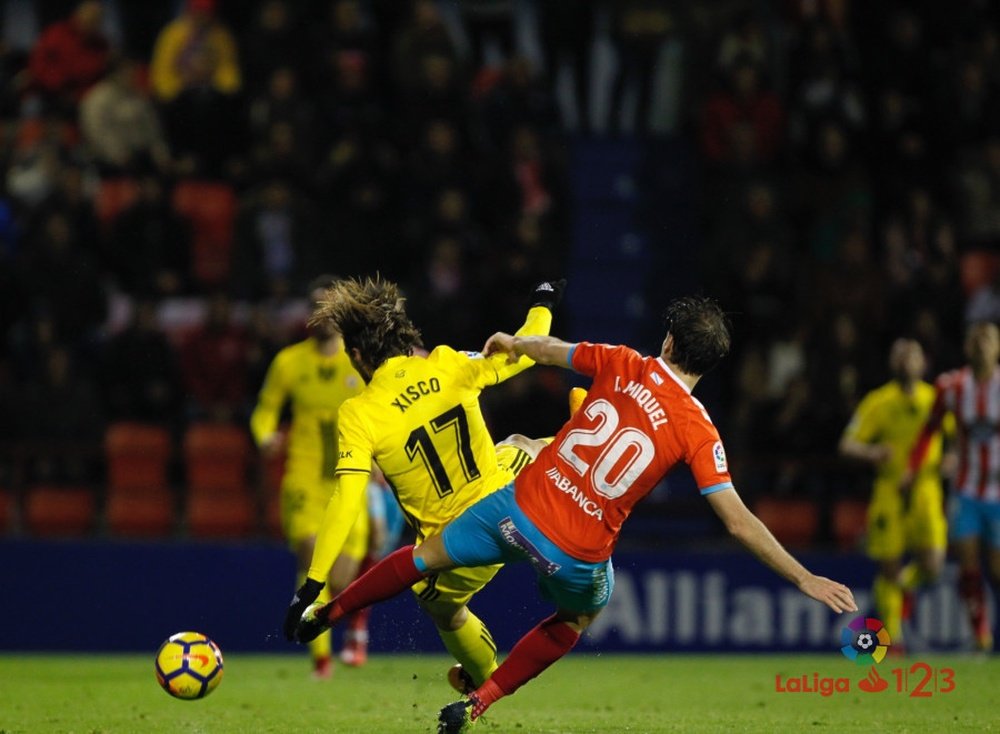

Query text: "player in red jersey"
[293, 296, 857, 731]
[907, 321, 1000, 652]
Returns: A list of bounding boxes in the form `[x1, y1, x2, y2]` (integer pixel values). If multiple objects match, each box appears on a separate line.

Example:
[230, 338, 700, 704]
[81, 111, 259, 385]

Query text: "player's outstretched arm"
[487, 280, 566, 383]
[282, 472, 369, 640]
[706, 488, 858, 614]
[484, 333, 575, 369]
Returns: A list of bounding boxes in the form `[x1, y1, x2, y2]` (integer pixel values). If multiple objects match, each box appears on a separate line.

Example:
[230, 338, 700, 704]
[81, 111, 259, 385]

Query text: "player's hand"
[798, 575, 858, 614]
[284, 578, 324, 641]
[483, 332, 519, 363]
[529, 279, 566, 310]
[260, 432, 285, 457]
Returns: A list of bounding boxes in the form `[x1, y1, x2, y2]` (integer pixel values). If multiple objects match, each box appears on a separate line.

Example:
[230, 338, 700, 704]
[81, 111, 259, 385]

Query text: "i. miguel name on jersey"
[614, 377, 669, 429]
[391, 378, 442, 412]
[544, 466, 603, 520]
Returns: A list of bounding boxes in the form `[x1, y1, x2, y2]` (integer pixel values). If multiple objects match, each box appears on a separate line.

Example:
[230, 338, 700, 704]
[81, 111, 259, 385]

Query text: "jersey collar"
[657, 357, 692, 394]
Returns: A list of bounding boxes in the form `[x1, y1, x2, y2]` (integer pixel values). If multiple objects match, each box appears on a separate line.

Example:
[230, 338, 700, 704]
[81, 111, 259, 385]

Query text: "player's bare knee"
[556, 607, 600, 633]
[413, 535, 454, 572]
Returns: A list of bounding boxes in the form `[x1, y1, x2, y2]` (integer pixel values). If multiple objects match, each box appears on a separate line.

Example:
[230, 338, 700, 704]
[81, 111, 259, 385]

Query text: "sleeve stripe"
[335, 468, 371, 475]
[567, 344, 578, 370]
[699, 482, 734, 496]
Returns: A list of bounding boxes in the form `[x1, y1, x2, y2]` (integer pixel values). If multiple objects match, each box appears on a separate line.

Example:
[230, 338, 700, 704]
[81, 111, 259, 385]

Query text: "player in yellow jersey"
[251, 275, 367, 678]
[282, 275, 565, 691]
[839, 338, 950, 647]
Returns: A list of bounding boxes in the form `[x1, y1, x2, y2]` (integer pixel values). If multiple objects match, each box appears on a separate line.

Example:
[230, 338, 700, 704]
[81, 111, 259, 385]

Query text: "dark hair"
[663, 296, 731, 375]
[308, 276, 423, 368]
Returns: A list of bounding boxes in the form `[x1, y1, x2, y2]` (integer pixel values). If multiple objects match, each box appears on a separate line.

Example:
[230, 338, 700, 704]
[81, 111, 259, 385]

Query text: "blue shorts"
[441, 484, 614, 613]
[950, 494, 1000, 548]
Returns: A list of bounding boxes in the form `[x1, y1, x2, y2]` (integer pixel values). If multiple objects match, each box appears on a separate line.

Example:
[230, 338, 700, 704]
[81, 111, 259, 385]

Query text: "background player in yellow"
[839, 338, 950, 646]
[282, 275, 565, 692]
[251, 275, 367, 678]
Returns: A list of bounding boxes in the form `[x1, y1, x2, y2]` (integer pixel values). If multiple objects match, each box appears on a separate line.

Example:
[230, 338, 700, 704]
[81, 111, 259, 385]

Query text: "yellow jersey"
[250, 338, 363, 480]
[306, 305, 552, 581]
[842, 380, 948, 484]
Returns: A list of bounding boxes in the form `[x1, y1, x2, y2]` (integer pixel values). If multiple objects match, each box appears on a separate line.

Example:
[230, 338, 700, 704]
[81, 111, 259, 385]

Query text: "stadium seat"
[186, 492, 257, 538]
[831, 498, 869, 551]
[24, 485, 96, 537]
[0, 488, 12, 533]
[171, 180, 237, 288]
[183, 423, 252, 494]
[752, 497, 819, 547]
[95, 177, 140, 232]
[106, 487, 176, 537]
[105, 422, 172, 491]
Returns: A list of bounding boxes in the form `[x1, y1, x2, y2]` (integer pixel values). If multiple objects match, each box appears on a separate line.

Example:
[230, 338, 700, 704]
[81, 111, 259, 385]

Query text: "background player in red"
[907, 321, 1000, 652]
[294, 296, 858, 731]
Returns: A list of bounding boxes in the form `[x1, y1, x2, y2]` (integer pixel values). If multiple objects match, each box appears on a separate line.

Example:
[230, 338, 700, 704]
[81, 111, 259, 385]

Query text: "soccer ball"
[155, 632, 224, 700]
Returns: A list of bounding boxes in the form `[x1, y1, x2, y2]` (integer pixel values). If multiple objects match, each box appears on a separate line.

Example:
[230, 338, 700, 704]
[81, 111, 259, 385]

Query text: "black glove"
[530, 279, 566, 310]
[283, 578, 324, 642]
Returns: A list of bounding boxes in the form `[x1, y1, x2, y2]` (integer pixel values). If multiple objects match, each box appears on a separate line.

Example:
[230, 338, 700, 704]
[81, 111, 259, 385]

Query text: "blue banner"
[0, 540, 987, 653]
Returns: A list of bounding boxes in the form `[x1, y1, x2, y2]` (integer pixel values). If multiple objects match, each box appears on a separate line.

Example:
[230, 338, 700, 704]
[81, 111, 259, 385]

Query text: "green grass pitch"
[1, 653, 997, 733]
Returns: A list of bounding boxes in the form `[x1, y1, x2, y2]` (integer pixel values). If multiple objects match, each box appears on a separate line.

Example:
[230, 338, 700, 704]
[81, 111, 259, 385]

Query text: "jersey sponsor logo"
[317, 366, 337, 381]
[713, 441, 727, 473]
[614, 377, 668, 430]
[544, 466, 604, 520]
[391, 378, 442, 412]
[339, 450, 353, 459]
[461, 351, 485, 360]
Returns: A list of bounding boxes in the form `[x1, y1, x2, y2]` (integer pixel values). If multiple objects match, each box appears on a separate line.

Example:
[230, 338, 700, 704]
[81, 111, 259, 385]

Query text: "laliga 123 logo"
[840, 617, 891, 665]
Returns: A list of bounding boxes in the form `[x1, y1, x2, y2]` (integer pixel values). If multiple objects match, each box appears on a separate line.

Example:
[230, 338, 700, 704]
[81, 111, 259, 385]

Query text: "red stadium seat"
[106, 486, 176, 537]
[171, 180, 237, 288]
[105, 422, 172, 491]
[183, 423, 252, 494]
[24, 485, 96, 537]
[0, 488, 12, 534]
[95, 177, 140, 233]
[752, 497, 819, 547]
[186, 492, 256, 538]
[831, 498, 869, 551]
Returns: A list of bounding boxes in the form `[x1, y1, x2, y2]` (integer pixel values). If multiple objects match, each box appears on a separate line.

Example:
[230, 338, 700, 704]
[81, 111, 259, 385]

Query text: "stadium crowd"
[0, 0, 998, 544]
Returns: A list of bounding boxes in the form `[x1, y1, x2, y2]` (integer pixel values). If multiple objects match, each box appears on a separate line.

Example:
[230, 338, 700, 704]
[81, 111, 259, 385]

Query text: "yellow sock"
[873, 574, 903, 642]
[437, 611, 498, 686]
[297, 571, 332, 661]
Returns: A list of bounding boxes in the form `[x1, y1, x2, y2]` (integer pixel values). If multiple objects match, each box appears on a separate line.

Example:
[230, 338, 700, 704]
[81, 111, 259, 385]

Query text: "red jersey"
[514, 342, 734, 562]
[911, 366, 1000, 502]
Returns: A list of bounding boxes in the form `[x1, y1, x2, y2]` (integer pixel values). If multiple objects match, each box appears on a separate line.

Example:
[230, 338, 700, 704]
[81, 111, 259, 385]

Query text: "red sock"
[470, 615, 579, 719]
[328, 546, 424, 625]
[959, 568, 987, 636]
[344, 555, 378, 634]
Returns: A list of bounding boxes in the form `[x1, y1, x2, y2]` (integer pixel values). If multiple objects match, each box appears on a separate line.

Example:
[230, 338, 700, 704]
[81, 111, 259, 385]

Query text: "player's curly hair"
[663, 296, 731, 375]
[309, 276, 423, 369]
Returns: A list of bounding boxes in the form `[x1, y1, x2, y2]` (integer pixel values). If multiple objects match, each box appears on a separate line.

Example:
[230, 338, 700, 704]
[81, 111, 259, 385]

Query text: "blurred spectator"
[610, 0, 675, 135]
[15, 345, 104, 484]
[178, 293, 250, 422]
[315, 40, 385, 139]
[17, 209, 106, 345]
[539, 0, 594, 132]
[161, 47, 246, 179]
[457, 0, 515, 68]
[230, 179, 320, 301]
[4, 117, 74, 209]
[717, 10, 767, 72]
[27, 0, 110, 114]
[106, 174, 191, 298]
[951, 137, 1000, 249]
[400, 52, 465, 131]
[392, 0, 459, 94]
[242, 0, 304, 91]
[101, 300, 182, 423]
[150, 0, 241, 102]
[700, 56, 784, 166]
[79, 58, 171, 175]
[248, 67, 317, 169]
[30, 161, 100, 264]
[312, 0, 381, 97]
[473, 57, 558, 151]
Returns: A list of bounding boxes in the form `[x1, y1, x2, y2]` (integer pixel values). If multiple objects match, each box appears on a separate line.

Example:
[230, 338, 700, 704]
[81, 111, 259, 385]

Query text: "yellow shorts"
[866, 475, 947, 560]
[281, 466, 369, 562]
[410, 563, 502, 612]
